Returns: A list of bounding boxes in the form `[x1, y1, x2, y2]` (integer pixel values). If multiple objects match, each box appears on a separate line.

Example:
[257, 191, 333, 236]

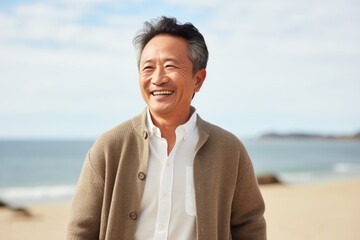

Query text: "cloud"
[0, 0, 359, 138]
[14, 3, 82, 20]
[166, 0, 220, 8]
[197, 0, 360, 132]
[0, 2, 142, 51]
[207, 0, 360, 55]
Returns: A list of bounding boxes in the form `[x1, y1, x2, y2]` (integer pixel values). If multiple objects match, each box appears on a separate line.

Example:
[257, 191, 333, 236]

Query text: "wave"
[333, 162, 360, 173]
[278, 162, 360, 184]
[2, 163, 360, 204]
[0, 185, 76, 206]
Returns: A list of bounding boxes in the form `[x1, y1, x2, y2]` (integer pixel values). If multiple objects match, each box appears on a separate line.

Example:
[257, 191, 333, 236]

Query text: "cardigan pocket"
[185, 166, 196, 216]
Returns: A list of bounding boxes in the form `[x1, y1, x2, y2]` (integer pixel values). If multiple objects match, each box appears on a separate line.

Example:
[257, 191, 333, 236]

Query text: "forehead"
[140, 35, 189, 62]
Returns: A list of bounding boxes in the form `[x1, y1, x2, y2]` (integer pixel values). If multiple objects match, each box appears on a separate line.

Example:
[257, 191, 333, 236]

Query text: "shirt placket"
[154, 137, 173, 240]
[154, 130, 183, 240]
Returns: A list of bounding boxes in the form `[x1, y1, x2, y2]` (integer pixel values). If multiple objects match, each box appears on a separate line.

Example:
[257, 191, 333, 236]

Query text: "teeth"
[152, 91, 173, 96]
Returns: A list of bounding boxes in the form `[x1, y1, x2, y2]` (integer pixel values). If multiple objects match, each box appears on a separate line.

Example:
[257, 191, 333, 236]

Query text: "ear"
[194, 69, 206, 92]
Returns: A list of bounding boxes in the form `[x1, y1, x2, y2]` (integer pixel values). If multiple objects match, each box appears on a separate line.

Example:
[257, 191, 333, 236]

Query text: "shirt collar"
[146, 109, 161, 137]
[146, 107, 197, 140]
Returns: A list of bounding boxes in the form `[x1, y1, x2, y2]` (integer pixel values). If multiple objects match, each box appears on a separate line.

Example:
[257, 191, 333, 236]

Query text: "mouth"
[151, 90, 174, 96]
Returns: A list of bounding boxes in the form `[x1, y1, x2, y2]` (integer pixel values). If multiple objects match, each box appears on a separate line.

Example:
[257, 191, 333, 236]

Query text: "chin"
[148, 105, 175, 115]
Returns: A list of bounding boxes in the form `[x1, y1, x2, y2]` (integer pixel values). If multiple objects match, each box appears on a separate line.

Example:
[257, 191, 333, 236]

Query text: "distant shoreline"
[259, 132, 360, 141]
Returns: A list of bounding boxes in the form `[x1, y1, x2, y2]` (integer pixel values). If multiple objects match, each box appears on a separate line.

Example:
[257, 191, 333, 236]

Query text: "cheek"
[139, 76, 149, 89]
[172, 72, 195, 87]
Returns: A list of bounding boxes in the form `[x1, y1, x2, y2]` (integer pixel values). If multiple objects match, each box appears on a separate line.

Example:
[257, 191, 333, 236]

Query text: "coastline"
[1, 179, 360, 239]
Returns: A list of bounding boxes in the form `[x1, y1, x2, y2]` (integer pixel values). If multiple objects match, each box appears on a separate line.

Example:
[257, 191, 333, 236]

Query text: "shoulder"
[85, 111, 147, 175]
[196, 115, 253, 179]
[90, 111, 146, 156]
[197, 115, 243, 148]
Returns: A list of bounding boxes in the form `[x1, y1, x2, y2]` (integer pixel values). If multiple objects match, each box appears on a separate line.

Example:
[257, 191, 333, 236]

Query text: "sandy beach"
[1, 179, 359, 240]
[261, 179, 360, 240]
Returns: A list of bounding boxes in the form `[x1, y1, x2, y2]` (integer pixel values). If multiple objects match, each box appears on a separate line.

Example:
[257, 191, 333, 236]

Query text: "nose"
[151, 67, 168, 86]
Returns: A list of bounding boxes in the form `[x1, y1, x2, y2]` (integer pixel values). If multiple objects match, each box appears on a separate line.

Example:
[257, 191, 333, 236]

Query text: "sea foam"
[0, 185, 76, 206]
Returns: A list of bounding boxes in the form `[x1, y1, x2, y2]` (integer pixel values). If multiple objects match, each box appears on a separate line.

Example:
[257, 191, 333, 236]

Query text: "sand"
[0, 203, 70, 240]
[262, 179, 360, 240]
[1, 179, 359, 240]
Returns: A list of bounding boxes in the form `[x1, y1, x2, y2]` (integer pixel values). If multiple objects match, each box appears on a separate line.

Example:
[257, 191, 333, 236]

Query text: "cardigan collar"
[131, 106, 213, 150]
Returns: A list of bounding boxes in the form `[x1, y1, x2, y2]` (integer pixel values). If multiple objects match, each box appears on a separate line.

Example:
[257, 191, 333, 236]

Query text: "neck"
[149, 107, 193, 154]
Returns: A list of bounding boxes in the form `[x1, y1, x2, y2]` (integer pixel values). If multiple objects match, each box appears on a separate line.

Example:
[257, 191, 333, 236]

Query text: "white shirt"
[134, 109, 199, 240]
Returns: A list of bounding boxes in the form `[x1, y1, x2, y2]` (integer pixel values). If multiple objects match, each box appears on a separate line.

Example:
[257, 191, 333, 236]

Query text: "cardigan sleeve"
[230, 147, 267, 240]
[65, 151, 105, 240]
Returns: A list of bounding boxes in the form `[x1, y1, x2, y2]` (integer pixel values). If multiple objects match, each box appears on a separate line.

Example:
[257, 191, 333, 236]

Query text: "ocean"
[1, 139, 360, 206]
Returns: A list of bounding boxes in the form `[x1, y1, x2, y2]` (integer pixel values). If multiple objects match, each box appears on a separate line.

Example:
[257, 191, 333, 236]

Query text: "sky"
[0, 0, 359, 139]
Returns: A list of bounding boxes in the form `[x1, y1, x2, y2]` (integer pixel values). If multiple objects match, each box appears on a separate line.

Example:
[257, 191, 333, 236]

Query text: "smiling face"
[139, 34, 206, 122]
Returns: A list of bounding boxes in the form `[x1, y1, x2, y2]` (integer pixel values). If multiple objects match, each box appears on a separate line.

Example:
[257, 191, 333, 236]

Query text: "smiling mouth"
[151, 90, 174, 96]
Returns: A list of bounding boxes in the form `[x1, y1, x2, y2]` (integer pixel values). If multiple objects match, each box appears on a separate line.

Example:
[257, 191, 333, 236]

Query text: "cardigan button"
[129, 211, 137, 220]
[138, 172, 146, 180]
[143, 131, 148, 139]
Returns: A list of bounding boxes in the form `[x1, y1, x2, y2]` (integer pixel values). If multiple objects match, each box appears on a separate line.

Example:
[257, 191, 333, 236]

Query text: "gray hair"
[133, 16, 209, 74]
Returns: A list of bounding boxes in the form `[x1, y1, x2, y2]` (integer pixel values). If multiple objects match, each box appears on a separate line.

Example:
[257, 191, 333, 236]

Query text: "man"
[66, 16, 266, 240]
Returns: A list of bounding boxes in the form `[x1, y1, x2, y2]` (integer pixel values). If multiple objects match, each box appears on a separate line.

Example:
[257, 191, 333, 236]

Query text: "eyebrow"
[141, 57, 181, 65]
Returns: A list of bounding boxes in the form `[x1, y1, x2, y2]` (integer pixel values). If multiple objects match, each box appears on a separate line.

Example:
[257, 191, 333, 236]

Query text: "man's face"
[139, 34, 205, 121]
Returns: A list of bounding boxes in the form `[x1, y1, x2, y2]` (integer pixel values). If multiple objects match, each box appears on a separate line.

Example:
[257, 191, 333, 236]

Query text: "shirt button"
[143, 131, 148, 139]
[129, 211, 137, 220]
[138, 172, 146, 180]
[159, 223, 166, 230]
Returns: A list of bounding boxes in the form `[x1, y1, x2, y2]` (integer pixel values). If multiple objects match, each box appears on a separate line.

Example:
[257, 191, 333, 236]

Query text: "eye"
[142, 65, 154, 72]
[165, 64, 176, 69]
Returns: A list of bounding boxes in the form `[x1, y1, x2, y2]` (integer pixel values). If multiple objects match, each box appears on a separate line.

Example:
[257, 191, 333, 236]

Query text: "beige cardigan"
[65, 110, 266, 239]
